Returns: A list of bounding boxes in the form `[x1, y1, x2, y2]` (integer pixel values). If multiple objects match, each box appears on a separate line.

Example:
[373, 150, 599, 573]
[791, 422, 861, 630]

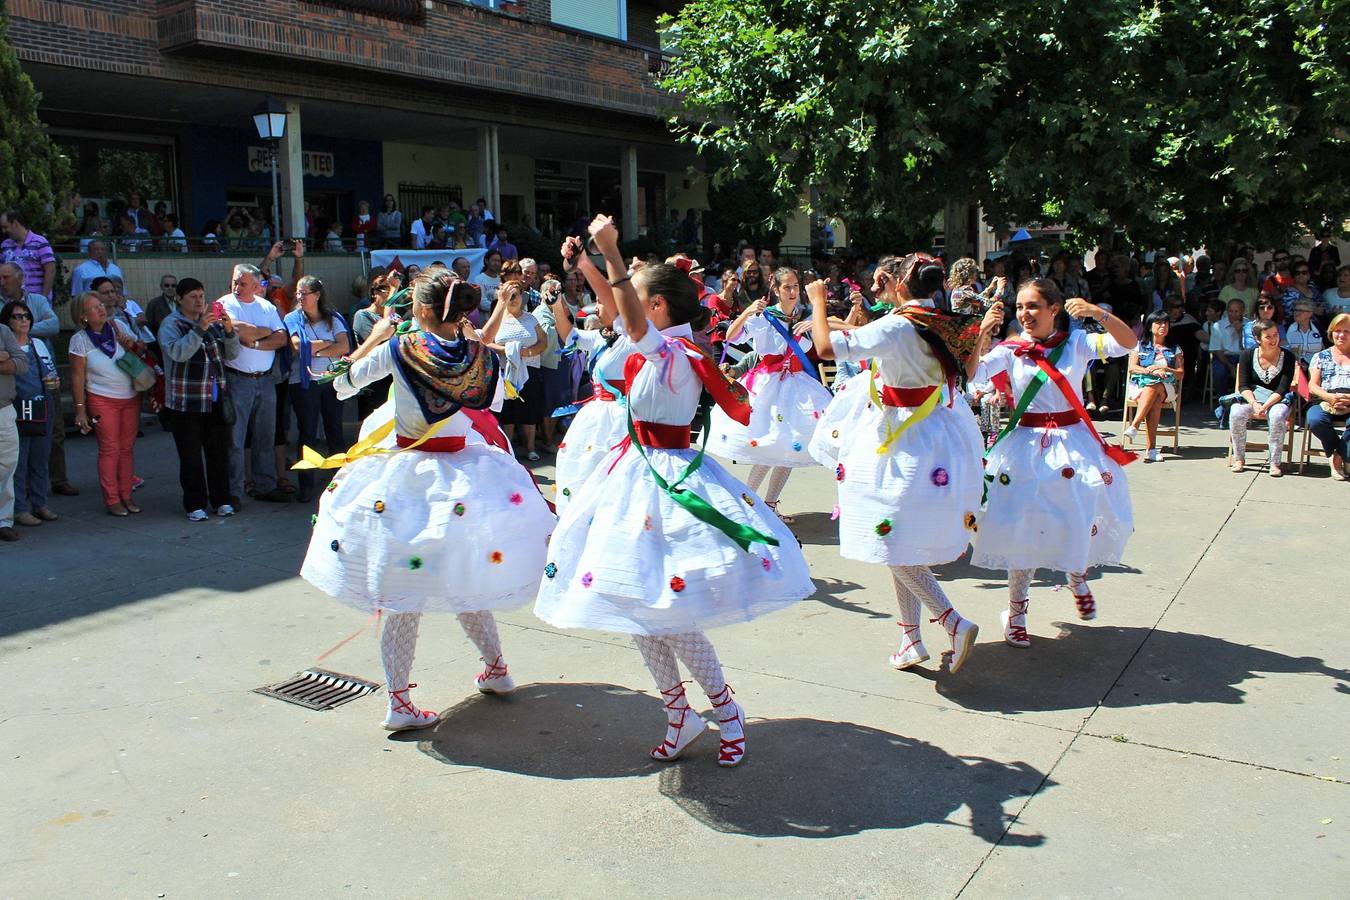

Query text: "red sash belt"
[881, 385, 940, 408]
[756, 353, 804, 374]
[592, 386, 617, 402]
[397, 434, 467, 452]
[1017, 410, 1083, 429]
[633, 421, 691, 449]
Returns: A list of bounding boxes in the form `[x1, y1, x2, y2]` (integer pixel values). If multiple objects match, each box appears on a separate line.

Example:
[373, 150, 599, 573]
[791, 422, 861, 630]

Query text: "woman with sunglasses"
[1281, 261, 1322, 320]
[1220, 259, 1259, 316]
[283, 276, 350, 502]
[1243, 293, 1287, 350]
[1, 299, 58, 527]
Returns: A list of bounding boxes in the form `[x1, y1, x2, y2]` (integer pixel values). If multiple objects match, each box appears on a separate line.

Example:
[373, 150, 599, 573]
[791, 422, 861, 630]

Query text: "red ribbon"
[624, 336, 751, 426]
[880, 385, 940, 408]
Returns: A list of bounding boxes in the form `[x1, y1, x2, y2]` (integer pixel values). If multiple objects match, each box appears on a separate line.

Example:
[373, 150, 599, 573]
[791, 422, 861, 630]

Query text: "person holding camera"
[968, 279, 1138, 648]
[158, 278, 240, 520]
[806, 253, 984, 674]
[300, 267, 554, 732]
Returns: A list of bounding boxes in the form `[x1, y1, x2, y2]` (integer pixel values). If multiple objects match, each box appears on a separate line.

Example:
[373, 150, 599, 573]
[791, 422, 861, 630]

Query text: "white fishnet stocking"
[763, 466, 791, 503]
[456, 610, 505, 666]
[380, 611, 422, 694]
[891, 565, 954, 618]
[1067, 571, 1091, 597]
[747, 465, 770, 493]
[1008, 569, 1034, 608]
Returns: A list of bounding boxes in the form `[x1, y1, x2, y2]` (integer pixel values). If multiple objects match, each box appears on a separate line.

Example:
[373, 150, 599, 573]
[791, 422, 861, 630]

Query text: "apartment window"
[552, 0, 626, 40]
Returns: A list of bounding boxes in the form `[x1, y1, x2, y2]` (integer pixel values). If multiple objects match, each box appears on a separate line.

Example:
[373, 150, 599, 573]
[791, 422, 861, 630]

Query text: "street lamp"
[252, 97, 287, 244]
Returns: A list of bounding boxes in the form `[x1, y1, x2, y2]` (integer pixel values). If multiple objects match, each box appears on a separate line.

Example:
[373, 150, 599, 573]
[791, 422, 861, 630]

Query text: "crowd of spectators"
[1, 195, 1348, 540]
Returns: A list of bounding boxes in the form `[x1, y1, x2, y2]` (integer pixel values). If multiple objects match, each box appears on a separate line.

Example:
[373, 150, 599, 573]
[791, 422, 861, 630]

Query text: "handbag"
[216, 383, 237, 427]
[115, 351, 158, 392]
[14, 394, 47, 437]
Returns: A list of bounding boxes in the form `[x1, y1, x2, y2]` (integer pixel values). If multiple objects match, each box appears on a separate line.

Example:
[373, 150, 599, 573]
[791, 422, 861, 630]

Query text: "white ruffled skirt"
[810, 376, 984, 565]
[709, 368, 833, 467]
[553, 398, 627, 511]
[301, 445, 555, 613]
[971, 422, 1134, 573]
[534, 442, 815, 635]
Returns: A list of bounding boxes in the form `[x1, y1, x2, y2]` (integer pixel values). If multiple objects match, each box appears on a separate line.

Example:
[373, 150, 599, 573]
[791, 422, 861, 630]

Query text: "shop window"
[552, 0, 626, 40]
[53, 131, 179, 231]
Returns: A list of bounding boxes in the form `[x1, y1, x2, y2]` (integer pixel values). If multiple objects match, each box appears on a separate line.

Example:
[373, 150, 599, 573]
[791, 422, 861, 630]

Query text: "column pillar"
[477, 125, 500, 220]
[620, 145, 639, 242]
[278, 99, 306, 241]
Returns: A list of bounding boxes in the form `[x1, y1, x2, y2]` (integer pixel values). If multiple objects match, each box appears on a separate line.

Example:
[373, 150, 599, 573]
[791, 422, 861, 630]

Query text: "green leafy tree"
[0, 0, 72, 234]
[659, 0, 1350, 251]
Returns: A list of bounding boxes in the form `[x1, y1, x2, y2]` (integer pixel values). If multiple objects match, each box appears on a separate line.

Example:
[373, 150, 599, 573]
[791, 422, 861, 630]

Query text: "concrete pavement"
[1, 414, 1346, 899]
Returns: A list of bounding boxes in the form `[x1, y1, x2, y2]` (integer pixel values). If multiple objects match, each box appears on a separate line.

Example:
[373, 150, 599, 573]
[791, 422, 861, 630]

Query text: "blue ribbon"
[763, 309, 820, 381]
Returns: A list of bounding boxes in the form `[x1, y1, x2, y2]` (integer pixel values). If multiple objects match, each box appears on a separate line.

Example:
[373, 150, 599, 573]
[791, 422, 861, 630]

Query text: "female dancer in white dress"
[299, 270, 555, 730]
[536, 216, 814, 767]
[968, 278, 1138, 646]
[806, 254, 982, 673]
[550, 235, 631, 510]
[708, 267, 834, 522]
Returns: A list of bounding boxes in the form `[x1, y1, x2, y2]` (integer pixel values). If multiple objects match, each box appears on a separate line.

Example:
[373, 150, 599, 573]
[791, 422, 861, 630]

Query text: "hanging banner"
[370, 249, 490, 279]
[248, 147, 336, 178]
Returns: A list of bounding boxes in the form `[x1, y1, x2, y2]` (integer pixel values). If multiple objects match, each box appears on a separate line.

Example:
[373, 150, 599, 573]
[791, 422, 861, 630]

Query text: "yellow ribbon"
[292, 414, 455, 470]
[868, 362, 942, 455]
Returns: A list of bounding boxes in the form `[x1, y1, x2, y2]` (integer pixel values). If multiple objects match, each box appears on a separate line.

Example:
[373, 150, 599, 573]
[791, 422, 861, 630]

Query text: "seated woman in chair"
[1306, 313, 1350, 480]
[1229, 319, 1296, 476]
[1123, 311, 1184, 462]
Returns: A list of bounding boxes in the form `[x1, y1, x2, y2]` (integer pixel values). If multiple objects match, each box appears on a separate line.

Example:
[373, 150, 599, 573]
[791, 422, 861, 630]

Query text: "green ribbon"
[624, 406, 779, 553]
[981, 341, 1067, 503]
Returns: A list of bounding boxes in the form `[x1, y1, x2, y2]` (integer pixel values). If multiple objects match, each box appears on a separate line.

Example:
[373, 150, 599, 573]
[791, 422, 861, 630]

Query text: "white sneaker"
[1122, 425, 1138, 443]
[1146, 448, 1162, 463]
[216, 504, 236, 517]
[187, 509, 208, 522]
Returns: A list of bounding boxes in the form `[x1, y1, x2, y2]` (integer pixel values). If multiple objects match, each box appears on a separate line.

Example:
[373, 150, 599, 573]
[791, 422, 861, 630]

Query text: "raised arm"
[726, 297, 768, 343]
[588, 215, 643, 341]
[968, 303, 1005, 380]
[806, 279, 835, 359]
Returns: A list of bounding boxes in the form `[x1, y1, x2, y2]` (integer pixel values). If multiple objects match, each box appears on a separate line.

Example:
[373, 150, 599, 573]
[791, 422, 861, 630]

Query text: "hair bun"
[917, 264, 946, 296]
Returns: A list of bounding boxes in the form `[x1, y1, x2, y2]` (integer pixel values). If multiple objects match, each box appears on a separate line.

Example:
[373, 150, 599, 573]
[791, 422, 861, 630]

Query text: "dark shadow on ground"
[658, 718, 1051, 843]
[809, 577, 891, 619]
[936, 622, 1350, 714]
[411, 683, 1052, 842]
[410, 682, 665, 778]
[933, 556, 1143, 591]
[789, 510, 839, 546]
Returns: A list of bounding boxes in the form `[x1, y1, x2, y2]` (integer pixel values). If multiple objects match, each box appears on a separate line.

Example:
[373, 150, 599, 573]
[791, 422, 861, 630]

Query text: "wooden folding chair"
[1226, 402, 1296, 465]
[1295, 395, 1333, 474]
[816, 360, 838, 389]
[1122, 388, 1182, 453]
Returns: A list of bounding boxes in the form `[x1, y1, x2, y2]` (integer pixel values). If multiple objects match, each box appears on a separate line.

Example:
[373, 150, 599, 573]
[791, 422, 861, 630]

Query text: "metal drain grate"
[254, 668, 382, 710]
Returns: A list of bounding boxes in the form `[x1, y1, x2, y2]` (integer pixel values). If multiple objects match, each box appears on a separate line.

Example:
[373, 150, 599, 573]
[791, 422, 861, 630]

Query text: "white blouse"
[974, 330, 1131, 414]
[624, 321, 700, 426]
[741, 308, 810, 357]
[829, 309, 947, 389]
[496, 312, 543, 368]
[68, 321, 138, 400]
[572, 326, 630, 394]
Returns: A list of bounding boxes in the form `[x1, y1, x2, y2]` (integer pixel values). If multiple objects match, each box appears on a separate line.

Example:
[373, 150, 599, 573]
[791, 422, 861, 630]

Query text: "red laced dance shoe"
[382, 684, 440, 732]
[888, 621, 930, 670]
[933, 608, 979, 674]
[709, 684, 745, 768]
[1001, 598, 1031, 648]
[475, 655, 516, 695]
[1074, 591, 1097, 621]
[650, 682, 707, 761]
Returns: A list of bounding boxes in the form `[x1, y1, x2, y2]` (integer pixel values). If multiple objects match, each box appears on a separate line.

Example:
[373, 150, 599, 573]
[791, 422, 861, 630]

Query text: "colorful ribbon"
[867, 362, 941, 455]
[762, 310, 820, 381]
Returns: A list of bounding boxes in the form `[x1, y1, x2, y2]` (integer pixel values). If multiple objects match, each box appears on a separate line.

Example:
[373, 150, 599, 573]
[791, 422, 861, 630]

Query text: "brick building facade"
[8, 0, 701, 245]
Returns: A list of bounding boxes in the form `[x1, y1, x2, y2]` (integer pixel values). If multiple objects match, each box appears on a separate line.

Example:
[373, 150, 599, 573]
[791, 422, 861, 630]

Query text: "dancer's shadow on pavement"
[410, 683, 1050, 842]
[933, 556, 1143, 591]
[790, 511, 839, 546]
[810, 577, 891, 619]
[658, 718, 1051, 842]
[935, 622, 1350, 714]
